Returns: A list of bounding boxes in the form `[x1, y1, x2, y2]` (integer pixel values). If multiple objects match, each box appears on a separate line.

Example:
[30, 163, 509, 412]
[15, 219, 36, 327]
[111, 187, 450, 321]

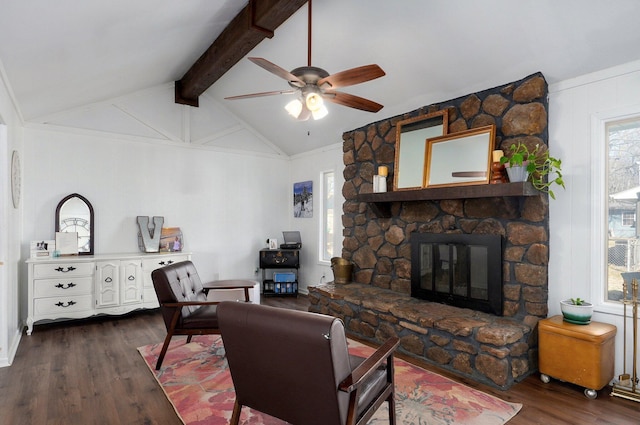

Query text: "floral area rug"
[138, 335, 521, 425]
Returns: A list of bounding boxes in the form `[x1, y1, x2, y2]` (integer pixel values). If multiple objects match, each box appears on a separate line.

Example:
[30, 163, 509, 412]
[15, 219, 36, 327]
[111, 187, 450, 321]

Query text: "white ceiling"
[1, 0, 640, 156]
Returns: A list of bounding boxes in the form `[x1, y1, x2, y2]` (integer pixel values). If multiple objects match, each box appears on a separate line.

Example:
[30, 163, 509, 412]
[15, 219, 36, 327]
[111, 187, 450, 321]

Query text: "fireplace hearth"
[411, 233, 503, 315]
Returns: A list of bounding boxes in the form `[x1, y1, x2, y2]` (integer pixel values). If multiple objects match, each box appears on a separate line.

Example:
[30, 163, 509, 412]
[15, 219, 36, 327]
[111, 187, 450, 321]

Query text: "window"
[320, 170, 335, 262]
[622, 212, 636, 227]
[606, 116, 640, 302]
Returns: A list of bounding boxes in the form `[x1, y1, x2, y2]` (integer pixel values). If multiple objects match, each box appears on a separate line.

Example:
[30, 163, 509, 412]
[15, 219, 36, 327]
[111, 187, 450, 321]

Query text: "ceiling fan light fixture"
[311, 103, 328, 120]
[225, 0, 385, 118]
[305, 91, 323, 112]
[285, 98, 303, 118]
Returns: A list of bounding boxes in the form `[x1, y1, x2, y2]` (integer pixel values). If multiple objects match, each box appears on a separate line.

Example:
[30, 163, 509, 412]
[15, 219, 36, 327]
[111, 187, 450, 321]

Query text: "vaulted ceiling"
[1, 0, 639, 156]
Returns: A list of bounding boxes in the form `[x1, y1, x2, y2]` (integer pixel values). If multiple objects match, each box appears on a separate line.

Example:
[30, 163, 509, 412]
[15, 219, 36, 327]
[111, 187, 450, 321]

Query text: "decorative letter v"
[137, 216, 164, 253]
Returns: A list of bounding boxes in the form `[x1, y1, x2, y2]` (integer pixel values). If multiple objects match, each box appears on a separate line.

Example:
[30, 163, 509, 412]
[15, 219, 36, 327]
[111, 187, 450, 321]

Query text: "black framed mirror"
[55, 193, 94, 255]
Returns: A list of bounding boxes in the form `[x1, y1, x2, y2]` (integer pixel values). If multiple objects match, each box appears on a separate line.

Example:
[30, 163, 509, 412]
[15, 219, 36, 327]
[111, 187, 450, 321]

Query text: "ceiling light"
[305, 92, 323, 112]
[311, 104, 328, 120]
[285, 99, 303, 118]
[285, 94, 326, 121]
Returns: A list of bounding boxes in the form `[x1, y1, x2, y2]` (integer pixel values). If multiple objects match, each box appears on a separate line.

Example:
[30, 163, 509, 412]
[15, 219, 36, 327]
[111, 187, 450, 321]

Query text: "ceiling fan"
[224, 0, 385, 121]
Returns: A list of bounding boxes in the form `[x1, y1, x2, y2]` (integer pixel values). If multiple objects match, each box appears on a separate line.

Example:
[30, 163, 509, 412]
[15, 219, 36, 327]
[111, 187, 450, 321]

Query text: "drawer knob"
[55, 283, 76, 290]
[128, 275, 135, 281]
[159, 260, 174, 266]
[55, 301, 77, 308]
[104, 277, 113, 283]
[54, 266, 77, 273]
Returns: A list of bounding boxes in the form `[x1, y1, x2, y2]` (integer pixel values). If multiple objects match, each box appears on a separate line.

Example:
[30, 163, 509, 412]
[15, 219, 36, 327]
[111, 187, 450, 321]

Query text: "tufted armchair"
[151, 260, 253, 369]
[218, 301, 400, 425]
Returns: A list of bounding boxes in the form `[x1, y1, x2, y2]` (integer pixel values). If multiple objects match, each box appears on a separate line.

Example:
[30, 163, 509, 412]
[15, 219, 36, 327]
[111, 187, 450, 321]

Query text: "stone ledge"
[308, 282, 538, 390]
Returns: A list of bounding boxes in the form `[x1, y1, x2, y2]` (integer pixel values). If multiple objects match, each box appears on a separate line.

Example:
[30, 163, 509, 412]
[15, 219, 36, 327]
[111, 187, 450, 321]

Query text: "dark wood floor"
[1, 296, 638, 425]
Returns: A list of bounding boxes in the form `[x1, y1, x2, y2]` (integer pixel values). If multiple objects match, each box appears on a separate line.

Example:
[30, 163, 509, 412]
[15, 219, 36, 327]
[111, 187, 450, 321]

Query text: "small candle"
[378, 166, 388, 177]
[492, 150, 504, 162]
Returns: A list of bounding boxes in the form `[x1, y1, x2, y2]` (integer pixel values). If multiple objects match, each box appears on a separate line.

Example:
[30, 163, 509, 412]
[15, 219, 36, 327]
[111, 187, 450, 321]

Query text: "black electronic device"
[280, 231, 302, 249]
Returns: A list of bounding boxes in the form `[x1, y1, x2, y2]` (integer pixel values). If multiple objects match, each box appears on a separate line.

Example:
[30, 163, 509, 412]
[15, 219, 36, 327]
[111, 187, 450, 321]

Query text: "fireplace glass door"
[412, 234, 502, 315]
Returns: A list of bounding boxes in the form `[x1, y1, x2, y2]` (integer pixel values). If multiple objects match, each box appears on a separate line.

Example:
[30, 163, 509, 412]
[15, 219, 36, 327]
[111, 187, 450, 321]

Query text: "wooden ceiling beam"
[175, 0, 308, 107]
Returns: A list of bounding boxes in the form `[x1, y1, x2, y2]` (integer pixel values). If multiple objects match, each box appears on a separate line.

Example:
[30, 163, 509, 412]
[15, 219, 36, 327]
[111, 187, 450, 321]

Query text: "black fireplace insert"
[411, 233, 503, 315]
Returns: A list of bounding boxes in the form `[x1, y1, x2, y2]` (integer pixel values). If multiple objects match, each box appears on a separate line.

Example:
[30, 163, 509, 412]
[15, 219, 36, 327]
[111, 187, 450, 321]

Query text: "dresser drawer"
[141, 255, 189, 271]
[33, 262, 95, 279]
[34, 277, 93, 298]
[34, 294, 93, 316]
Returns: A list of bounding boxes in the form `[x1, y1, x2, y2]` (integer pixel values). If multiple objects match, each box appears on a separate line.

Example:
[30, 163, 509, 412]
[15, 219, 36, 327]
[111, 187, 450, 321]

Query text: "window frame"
[318, 169, 335, 265]
[621, 211, 636, 227]
[591, 106, 640, 315]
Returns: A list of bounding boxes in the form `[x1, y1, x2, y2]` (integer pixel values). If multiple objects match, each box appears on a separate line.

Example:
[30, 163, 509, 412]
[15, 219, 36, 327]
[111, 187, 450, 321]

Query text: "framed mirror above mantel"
[393, 110, 449, 191]
[358, 182, 539, 217]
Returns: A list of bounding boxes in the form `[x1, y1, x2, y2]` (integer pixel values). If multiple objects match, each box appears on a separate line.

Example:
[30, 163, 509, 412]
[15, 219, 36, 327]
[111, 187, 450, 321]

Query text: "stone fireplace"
[309, 72, 549, 389]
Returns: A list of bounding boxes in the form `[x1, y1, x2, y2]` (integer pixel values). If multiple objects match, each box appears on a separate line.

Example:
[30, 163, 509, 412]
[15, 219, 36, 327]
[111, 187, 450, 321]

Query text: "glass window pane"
[606, 117, 640, 301]
[321, 171, 335, 262]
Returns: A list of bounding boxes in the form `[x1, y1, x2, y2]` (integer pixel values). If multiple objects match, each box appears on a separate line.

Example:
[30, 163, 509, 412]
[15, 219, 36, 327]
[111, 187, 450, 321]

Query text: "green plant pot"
[560, 299, 593, 324]
[505, 162, 529, 183]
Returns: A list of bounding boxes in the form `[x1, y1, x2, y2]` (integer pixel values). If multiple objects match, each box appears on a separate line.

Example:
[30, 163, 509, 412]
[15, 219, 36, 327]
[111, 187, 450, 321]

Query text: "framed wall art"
[293, 180, 313, 218]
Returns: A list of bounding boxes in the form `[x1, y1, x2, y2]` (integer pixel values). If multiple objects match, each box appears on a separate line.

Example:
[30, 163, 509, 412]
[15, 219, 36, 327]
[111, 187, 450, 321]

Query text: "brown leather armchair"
[217, 301, 400, 425]
[151, 260, 254, 370]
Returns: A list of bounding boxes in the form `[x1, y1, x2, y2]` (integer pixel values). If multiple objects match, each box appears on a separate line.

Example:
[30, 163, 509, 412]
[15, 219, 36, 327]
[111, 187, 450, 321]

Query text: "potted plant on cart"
[500, 142, 565, 199]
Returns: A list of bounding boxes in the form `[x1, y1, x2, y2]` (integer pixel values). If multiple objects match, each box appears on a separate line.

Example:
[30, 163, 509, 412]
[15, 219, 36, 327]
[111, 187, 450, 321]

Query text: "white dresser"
[26, 252, 190, 334]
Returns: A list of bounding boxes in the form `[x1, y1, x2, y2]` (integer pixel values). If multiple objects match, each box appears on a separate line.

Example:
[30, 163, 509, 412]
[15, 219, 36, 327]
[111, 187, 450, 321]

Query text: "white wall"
[21, 127, 291, 316]
[0, 64, 24, 367]
[289, 143, 346, 293]
[549, 59, 640, 380]
[19, 126, 347, 314]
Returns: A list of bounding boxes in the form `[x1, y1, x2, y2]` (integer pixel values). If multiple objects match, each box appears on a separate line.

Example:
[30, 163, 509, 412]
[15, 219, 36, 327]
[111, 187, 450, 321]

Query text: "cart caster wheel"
[540, 374, 550, 384]
[584, 388, 597, 399]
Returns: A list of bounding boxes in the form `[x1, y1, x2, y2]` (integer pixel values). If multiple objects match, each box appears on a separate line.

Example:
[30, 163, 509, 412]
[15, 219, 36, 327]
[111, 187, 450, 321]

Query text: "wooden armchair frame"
[151, 261, 255, 370]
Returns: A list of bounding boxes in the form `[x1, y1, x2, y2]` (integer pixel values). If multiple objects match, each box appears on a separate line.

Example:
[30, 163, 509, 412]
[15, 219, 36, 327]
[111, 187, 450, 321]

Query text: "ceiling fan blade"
[324, 91, 383, 113]
[225, 89, 296, 100]
[248, 57, 305, 87]
[317, 64, 385, 89]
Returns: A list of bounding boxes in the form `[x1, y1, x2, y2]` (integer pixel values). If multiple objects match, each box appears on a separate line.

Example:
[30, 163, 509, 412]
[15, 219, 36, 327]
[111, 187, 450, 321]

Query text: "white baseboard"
[0, 328, 22, 367]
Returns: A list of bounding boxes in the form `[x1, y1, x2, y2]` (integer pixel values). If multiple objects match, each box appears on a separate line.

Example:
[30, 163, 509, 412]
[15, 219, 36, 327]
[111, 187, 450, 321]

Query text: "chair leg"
[155, 333, 173, 370]
[230, 400, 242, 425]
[186, 335, 193, 344]
[387, 393, 396, 425]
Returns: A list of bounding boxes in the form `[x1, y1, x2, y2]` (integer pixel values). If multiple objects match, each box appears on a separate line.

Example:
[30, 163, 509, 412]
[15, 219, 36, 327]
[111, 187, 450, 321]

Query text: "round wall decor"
[11, 150, 21, 208]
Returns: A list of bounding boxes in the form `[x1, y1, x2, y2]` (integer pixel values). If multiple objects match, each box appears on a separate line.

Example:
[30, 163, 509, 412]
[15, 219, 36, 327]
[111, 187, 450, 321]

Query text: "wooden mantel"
[357, 182, 539, 217]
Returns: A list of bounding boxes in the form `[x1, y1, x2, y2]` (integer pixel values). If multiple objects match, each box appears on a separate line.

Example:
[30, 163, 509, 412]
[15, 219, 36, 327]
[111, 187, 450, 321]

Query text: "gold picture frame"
[393, 110, 448, 191]
[424, 125, 495, 188]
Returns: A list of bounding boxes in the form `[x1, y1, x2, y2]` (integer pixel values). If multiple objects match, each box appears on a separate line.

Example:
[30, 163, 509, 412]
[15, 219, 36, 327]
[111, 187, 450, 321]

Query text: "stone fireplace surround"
[309, 72, 549, 389]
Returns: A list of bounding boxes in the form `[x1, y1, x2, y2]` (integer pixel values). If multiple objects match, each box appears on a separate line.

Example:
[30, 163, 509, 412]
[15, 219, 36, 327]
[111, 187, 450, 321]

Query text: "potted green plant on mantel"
[500, 142, 565, 199]
[560, 298, 593, 324]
